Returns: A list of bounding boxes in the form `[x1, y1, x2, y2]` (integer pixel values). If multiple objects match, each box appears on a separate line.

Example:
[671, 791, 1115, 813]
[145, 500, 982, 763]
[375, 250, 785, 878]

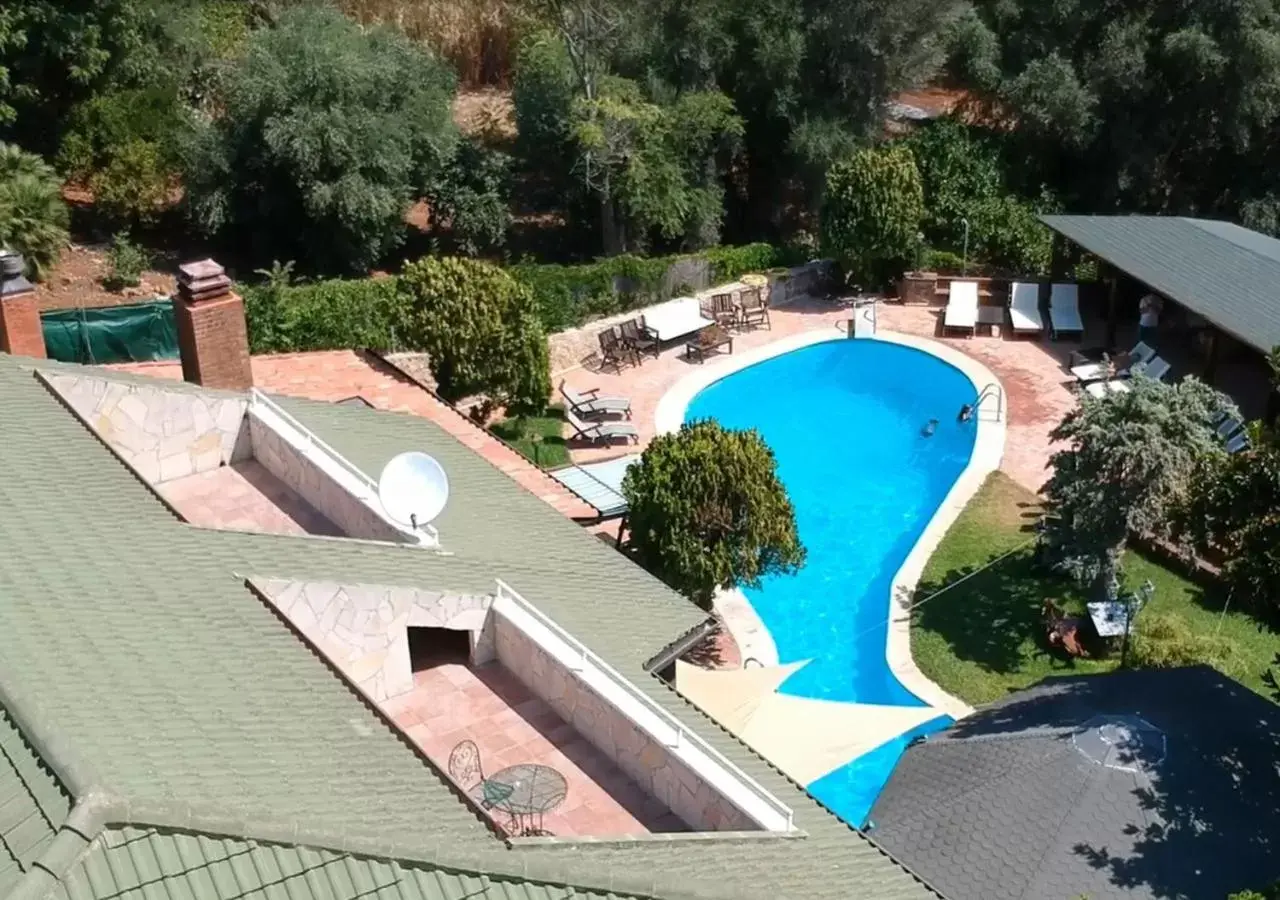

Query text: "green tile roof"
[0, 706, 71, 896]
[0, 355, 938, 900]
[1039, 215, 1280, 353]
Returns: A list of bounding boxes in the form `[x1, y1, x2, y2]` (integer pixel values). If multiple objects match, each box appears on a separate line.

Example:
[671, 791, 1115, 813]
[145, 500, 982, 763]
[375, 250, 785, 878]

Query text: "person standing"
[1138, 293, 1163, 347]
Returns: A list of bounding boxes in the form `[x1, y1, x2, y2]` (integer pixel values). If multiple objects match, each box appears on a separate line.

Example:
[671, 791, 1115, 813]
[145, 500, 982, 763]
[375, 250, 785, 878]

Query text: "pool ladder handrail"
[974, 382, 1004, 422]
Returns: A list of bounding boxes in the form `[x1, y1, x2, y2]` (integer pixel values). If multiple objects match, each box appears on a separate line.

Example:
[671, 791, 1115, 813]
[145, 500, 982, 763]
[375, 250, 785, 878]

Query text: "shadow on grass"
[489, 407, 570, 469]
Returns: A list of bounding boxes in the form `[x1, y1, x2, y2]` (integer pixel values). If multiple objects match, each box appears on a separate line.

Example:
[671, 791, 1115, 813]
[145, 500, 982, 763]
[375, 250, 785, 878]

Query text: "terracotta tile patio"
[384, 661, 687, 837]
[159, 460, 343, 536]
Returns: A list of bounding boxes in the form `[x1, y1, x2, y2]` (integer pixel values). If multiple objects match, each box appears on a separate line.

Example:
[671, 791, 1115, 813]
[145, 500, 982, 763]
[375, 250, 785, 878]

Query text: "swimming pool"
[683, 338, 978, 823]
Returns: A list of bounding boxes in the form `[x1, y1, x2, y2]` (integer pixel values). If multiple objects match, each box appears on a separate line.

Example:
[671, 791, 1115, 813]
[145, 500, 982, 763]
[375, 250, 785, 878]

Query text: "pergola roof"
[1040, 215, 1280, 354]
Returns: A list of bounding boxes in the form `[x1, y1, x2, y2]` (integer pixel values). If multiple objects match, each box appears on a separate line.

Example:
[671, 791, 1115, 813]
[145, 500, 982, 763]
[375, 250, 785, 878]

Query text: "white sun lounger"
[1225, 432, 1250, 454]
[565, 407, 639, 445]
[1007, 282, 1043, 335]
[1049, 283, 1084, 339]
[944, 281, 979, 336]
[1070, 341, 1156, 383]
[1084, 356, 1171, 398]
[558, 381, 631, 418]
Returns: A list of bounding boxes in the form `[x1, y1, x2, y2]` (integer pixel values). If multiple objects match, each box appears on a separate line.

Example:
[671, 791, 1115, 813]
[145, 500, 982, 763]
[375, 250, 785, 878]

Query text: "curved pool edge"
[653, 327, 1005, 723]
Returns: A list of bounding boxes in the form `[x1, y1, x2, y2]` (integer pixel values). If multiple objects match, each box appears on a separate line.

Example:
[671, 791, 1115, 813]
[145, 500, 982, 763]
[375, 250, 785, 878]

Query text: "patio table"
[485, 763, 567, 835]
[685, 325, 734, 363]
[1086, 600, 1133, 639]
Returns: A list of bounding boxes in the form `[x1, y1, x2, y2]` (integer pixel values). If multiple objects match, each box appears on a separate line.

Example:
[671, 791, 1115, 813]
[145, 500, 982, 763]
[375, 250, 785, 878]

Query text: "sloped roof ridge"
[1180, 216, 1280, 264]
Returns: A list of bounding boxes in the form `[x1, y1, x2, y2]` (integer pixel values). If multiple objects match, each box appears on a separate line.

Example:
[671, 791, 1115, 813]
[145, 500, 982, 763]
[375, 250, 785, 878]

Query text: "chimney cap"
[0, 247, 33, 297]
[178, 259, 226, 284]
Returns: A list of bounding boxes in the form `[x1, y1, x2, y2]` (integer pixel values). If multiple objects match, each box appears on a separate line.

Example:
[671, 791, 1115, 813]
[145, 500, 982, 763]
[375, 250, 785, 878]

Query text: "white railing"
[248, 389, 439, 544]
[494, 579, 795, 832]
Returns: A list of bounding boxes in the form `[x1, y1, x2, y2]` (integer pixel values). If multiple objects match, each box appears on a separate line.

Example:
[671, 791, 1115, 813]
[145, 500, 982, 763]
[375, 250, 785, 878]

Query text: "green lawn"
[911, 472, 1280, 705]
[489, 406, 571, 468]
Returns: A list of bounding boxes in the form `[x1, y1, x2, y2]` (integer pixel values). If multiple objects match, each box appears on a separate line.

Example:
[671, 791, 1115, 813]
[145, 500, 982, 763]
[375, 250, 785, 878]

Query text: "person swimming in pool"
[921, 418, 938, 437]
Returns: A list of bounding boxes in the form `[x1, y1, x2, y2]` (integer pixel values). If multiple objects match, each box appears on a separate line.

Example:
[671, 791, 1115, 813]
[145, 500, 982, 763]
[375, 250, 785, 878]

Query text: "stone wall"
[548, 260, 835, 376]
[42, 371, 249, 484]
[493, 610, 758, 832]
[248, 412, 407, 544]
[252, 578, 491, 702]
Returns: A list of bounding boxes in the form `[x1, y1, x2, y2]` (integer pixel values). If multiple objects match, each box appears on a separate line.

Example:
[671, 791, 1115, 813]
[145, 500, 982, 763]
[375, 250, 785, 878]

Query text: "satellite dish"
[378, 451, 450, 530]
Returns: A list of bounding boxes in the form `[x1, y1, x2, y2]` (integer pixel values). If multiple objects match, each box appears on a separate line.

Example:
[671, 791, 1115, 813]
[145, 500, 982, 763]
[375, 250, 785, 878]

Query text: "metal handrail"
[494, 579, 795, 830]
[248, 389, 438, 542]
[974, 382, 1004, 422]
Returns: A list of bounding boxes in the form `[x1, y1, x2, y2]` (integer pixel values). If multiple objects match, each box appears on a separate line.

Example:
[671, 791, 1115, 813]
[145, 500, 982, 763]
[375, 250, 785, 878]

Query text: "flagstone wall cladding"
[547, 260, 835, 375]
[252, 578, 492, 702]
[42, 371, 250, 484]
[247, 413, 407, 544]
[492, 611, 758, 832]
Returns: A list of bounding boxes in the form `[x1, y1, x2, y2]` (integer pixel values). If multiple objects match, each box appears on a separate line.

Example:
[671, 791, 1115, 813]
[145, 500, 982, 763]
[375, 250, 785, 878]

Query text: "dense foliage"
[1180, 441, 1280, 620]
[182, 6, 457, 273]
[425, 139, 513, 257]
[1129, 612, 1241, 678]
[1041, 375, 1231, 597]
[399, 256, 551, 411]
[0, 142, 69, 280]
[623, 420, 805, 608]
[820, 145, 925, 284]
[243, 274, 404, 354]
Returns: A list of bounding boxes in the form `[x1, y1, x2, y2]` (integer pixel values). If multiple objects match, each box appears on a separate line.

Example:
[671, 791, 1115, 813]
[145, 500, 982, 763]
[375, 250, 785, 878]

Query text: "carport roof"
[1039, 215, 1280, 354]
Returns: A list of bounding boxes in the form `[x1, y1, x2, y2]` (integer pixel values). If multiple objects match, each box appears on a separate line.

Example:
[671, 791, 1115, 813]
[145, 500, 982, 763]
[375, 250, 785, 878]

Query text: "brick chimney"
[172, 258, 252, 390]
[0, 249, 45, 358]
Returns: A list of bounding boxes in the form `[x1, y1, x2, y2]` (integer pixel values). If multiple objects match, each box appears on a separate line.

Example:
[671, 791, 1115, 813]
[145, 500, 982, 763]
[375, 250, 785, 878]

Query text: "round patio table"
[485, 763, 568, 835]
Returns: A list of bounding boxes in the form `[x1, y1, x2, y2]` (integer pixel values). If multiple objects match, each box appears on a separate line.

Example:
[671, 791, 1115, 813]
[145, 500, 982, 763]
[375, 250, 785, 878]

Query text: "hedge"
[242, 243, 788, 353]
[510, 243, 785, 331]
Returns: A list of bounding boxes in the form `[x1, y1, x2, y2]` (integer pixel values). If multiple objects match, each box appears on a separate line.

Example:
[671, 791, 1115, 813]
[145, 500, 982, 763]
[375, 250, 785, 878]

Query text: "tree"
[1179, 439, 1280, 619]
[820, 144, 925, 285]
[182, 6, 457, 274]
[425, 139, 513, 257]
[0, 142, 69, 280]
[1041, 375, 1231, 597]
[399, 257, 551, 412]
[622, 420, 805, 609]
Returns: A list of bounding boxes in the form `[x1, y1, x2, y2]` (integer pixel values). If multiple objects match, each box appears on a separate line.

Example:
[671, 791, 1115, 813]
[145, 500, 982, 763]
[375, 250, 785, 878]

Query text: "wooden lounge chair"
[597, 326, 633, 371]
[558, 380, 631, 418]
[739, 287, 770, 330]
[565, 407, 639, 445]
[706, 292, 738, 329]
[619, 318, 660, 361]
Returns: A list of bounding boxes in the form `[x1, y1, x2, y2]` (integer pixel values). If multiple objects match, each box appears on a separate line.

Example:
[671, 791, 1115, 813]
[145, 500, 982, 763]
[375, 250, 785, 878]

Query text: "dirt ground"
[34, 243, 177, 312]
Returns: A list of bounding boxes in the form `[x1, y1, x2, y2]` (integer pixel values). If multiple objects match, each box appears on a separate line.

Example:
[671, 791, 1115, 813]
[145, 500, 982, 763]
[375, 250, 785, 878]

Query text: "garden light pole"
[961, 219, 970, 275]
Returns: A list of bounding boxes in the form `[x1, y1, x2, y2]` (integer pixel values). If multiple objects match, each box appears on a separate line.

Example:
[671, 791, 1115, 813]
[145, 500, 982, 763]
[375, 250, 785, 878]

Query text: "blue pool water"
[684, 338, 977, 823]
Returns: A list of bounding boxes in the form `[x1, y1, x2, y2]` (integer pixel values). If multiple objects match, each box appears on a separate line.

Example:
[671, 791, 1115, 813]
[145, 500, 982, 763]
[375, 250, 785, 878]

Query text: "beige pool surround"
[655, 327, 1006, 786]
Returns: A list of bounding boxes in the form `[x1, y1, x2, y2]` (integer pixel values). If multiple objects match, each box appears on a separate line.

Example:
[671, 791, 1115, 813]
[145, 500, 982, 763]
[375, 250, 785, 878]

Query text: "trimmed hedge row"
[242, 244, 788, 353]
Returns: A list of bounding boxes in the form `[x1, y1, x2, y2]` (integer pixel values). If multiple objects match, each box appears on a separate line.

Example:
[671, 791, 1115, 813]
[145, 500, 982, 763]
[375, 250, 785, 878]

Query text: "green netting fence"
[41, 299, 179, 365]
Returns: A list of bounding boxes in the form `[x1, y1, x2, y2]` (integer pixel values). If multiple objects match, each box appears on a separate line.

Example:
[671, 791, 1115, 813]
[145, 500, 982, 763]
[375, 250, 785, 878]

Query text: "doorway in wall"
[407, 626, 471, 672]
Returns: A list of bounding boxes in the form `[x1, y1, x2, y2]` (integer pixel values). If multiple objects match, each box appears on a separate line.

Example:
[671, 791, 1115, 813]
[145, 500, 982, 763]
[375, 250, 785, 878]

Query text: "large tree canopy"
[957, 0, 1280, 225]
[182, 5, 457, 273]
[623, 420, 805, 609]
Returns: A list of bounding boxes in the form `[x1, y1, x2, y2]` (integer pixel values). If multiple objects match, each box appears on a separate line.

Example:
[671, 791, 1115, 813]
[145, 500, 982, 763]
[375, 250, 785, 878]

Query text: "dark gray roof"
[1040, 215, 1280, 353]
[0, 354, 937, 900]
[867, 666, 1280, 900]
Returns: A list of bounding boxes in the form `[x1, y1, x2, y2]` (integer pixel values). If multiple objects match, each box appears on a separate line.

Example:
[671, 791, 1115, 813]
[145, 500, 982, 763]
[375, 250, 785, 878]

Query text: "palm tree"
[0, 142, 70, 280]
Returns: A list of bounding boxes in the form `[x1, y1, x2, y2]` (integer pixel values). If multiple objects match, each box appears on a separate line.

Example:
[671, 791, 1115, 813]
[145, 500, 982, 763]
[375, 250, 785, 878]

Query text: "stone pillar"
[0, 250, 45, 358]
[172, 258, 252, 390]
[897, 271, 938, 306]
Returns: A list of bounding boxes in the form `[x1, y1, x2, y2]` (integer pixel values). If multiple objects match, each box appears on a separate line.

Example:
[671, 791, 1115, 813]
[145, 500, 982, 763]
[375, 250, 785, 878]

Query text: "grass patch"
[911, 472, 1280, 705]
[489, 405, 570, 468]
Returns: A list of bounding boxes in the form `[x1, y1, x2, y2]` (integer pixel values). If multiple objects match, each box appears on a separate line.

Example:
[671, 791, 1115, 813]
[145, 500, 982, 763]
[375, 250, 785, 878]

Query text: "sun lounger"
[558, 381, 631, 418]
[565, 407, 639, 445]
[1049, 283, 1084, 339]
[1070, 340, 1156, 383]
[1084, 356, 1170, 398]
[944, 281, 979, 336]
[1216, 416, 1244, 440]
[548, 454, 638, 518]
[1007, 282, 1043, 335]
[1225, 432, 1250, 454]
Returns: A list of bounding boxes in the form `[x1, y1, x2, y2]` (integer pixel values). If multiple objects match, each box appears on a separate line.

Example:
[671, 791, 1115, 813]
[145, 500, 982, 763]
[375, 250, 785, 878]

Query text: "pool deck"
[561, 295, 1087, 794]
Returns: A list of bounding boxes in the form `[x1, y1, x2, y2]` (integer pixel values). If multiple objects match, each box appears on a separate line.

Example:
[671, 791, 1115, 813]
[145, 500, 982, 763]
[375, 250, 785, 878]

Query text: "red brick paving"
[384, 662, 686, 837]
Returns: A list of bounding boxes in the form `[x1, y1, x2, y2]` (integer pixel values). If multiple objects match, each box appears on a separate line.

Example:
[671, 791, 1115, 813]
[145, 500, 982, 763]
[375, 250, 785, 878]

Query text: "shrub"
[103, 233, 149, 291]
[426, 139, 512, 256]
[1129, 612, 1241, 677]
[399, 257, 550, 411]
[242, 275, 405, 354]
[0, 143, 69, 281]
[821, 145, 925, 287]
[623, 420, 806, 608]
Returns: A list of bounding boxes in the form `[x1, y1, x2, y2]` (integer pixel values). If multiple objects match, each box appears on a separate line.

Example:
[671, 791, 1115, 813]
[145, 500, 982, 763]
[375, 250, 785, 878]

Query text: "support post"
[1203, 329, 1220, 384]
[1105, 275, 1119, 350]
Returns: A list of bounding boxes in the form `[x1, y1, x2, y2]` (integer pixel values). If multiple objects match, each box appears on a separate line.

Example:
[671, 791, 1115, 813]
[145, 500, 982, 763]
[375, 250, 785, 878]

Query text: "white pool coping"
[654, 327, 1007, 725]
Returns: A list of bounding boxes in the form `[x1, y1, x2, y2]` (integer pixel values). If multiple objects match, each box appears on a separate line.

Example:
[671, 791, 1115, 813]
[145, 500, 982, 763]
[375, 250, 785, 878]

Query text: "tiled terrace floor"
[385, 662, 687, 837]
[159, 460, 342, 536]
